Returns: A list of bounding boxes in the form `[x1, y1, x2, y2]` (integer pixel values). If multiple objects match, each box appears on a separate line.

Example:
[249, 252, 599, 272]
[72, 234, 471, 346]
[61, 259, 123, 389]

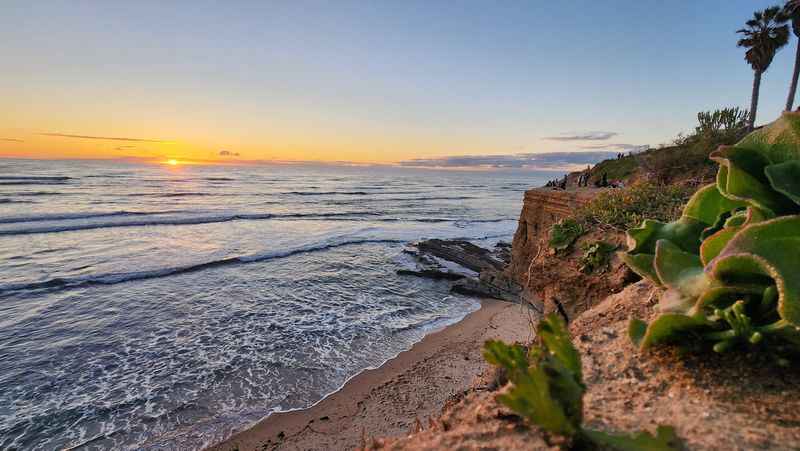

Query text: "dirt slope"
[372, 281, 800, 450]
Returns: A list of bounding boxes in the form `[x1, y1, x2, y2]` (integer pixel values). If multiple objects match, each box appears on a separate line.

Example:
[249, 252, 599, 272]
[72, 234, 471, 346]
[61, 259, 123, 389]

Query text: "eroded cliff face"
[506, 188, 595, 282]
[505, 188, 635, 320]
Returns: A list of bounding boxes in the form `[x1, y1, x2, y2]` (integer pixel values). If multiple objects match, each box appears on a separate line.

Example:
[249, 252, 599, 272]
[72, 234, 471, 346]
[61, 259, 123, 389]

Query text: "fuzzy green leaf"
[700, 227, 739, 267]
[628, 319, 648, 347]
[765, 160, 800, 206]
[653, 239, 708, 301]
[626, 217, 706, 256]
[638, 313, 708, 349]
[710, 215, 800, 326]
[583, 425, 682, 451]
[682, 183, 747, 226]
[620, 253, 660, 286]
[711, 145, 793, 215]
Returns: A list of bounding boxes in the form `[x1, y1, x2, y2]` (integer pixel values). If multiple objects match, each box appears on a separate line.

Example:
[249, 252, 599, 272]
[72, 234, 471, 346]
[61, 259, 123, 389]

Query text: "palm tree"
[737, 6, 790, 129]
[783, 1, 800, 110]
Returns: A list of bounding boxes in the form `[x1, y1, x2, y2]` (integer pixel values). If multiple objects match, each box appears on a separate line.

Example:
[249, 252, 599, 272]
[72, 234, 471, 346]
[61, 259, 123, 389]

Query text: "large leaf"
[735, 111, 800, 163]
[583, 425, 682, 451]
[653, 239, 708, 301]
[620, 253, 661, 285]
[626, 217, 706, 256]
[699, 207, 769, 266]
[711, 145, 794, 215]
[691, 284, 766, 315]
[637, 313, 708, 349]
[765, 160, 800, 206]
[700, 227, 739, 267]
[682, 183, 747, 226]
[710, 215, 800, 326]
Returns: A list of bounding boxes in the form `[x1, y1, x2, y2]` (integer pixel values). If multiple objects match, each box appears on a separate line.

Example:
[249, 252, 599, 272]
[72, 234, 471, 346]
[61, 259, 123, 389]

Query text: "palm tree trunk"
[750, 69, 762, 130]
[787, 42, 800, 111]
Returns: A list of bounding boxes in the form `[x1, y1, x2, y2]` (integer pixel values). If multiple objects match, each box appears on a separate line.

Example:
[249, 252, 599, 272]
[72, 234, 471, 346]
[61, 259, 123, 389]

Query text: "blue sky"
[1, 0, 796, 165]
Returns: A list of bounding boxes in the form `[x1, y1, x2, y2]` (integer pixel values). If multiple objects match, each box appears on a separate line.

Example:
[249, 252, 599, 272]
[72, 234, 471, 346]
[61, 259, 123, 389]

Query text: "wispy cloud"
[41, 133, 169, 143]
[219, 150, 240, 157]
[399, 151, 619, 170]
[544, 131, 618, 141]
[1, 138, 24, 142]
[579, 143, 650, 153]
[115, 145, 137, 150]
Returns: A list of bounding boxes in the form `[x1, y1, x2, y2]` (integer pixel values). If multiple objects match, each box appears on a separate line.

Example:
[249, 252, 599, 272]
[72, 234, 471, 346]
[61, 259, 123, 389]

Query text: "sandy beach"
[208, 299, 535, 451]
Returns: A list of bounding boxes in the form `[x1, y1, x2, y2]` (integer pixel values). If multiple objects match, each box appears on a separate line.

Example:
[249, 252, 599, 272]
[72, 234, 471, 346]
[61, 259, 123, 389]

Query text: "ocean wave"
[0, 181, 70, 186]
[285, 190, 426, 196]
[285, 191, 370, 196]
[0, 176, 71, 181]
[0, 211, 513, 235]
[3, 191, 66, 196]
[0, 238, 407, 294]
[0, 210, 187, 225]
[0, 229, 514, 294]
[0, 211, 381, 235]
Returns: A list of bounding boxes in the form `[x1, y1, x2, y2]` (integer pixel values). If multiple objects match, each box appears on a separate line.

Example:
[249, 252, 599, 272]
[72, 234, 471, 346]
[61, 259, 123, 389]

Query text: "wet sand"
[208, 299, 535, 451]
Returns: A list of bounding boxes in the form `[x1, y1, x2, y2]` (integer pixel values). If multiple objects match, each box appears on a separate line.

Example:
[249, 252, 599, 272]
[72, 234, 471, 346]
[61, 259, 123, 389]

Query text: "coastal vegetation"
[624, 112, 800, 357]
[547, 218, 584, 252]
[578, 241, 617, 274]
[484, 315, 681, 450]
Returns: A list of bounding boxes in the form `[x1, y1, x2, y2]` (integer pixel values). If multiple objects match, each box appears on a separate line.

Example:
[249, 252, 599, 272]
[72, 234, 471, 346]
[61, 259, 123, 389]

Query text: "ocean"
[0, 159, 551, 450]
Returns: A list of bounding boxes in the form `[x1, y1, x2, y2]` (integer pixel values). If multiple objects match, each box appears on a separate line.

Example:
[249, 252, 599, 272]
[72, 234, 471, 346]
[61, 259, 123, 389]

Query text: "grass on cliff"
[586, 107, 749, 186]
[576, 181, 693, 231]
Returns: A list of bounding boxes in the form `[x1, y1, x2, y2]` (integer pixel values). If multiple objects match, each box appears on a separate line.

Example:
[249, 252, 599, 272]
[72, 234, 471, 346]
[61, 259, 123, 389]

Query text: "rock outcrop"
[400, 240, 523, 303]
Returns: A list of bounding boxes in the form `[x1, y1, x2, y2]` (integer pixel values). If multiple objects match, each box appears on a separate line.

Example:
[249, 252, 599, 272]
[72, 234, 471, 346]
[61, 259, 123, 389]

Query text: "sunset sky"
[0, 1, 794, 165]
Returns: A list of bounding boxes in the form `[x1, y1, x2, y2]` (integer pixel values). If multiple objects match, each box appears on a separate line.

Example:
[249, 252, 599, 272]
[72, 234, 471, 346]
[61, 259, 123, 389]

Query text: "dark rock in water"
[399, 238, 523, 304]
[451, 269, 524, 305]
[396, 269, 465, 281]
[416, 239, 506, 272]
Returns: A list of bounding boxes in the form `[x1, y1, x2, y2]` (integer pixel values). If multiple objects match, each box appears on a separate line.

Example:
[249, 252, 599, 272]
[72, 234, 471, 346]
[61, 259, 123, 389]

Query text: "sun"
[166, 159, 179, 166]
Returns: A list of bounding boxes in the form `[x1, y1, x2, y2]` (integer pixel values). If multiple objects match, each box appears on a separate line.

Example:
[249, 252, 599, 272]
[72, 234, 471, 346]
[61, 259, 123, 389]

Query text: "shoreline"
[207, 298, 534, 451]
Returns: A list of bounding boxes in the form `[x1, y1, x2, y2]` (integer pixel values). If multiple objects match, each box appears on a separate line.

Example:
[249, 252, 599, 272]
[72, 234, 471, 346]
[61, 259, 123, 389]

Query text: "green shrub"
[577, 182, 692, 230]
[548, 219, 584, 251]
[484, 315, 681, 450]
[637, 107, 749, 184]
[579, 241, 617, 274]
[623, 113, 800, 357]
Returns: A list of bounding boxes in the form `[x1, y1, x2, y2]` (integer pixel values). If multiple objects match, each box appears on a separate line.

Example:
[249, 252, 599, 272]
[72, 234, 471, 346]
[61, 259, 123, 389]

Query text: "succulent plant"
[484, 315, 681, 450]
[623, 112, 800, 355]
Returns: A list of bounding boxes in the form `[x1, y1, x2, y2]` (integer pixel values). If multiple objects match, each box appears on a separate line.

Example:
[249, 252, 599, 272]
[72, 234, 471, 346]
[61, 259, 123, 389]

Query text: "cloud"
[115, 145, 136, 150]
[399, 151, 619, 170]
[219, 150, 240, 157]
[41, 133, 169, 143]
[544, 131, 618, 141]
[579, 143, 650, 153]
[1, 138, 24, 142]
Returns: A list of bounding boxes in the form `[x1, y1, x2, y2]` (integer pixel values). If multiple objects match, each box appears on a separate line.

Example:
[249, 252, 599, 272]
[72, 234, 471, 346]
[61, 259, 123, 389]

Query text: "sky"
[0, 0, 796, 167]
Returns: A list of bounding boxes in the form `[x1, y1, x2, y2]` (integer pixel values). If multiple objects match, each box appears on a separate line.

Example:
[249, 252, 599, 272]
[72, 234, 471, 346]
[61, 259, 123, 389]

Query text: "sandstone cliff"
[505, 188, 635, 320]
